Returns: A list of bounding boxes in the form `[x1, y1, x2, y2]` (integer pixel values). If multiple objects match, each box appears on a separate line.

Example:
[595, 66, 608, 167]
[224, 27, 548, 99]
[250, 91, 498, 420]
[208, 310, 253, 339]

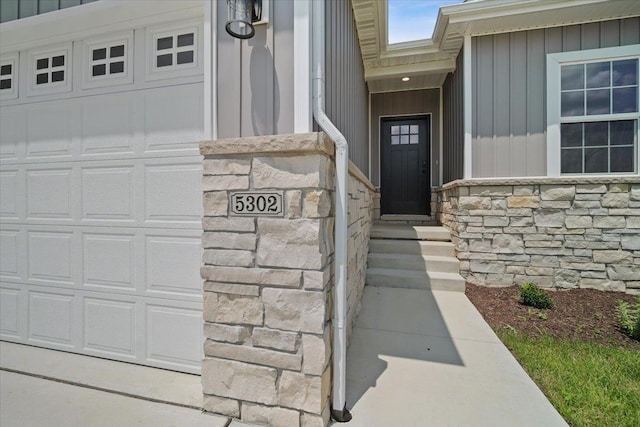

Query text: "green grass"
[497, 330, 640, 427]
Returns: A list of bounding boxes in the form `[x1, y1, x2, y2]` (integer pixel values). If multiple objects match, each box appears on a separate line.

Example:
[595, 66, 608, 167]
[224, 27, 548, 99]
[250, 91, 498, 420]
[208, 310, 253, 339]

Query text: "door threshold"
[0, 342, 201, 409]
[380, 214, 435, 222]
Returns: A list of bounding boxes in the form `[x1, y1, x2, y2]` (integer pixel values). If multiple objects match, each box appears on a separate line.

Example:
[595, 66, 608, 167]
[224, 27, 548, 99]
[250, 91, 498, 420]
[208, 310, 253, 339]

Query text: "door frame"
[379, 113, 432, 215]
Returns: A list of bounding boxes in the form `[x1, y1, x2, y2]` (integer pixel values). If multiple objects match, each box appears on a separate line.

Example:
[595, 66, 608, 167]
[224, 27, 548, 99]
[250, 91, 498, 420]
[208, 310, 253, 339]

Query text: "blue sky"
[388, 0, 462, 44]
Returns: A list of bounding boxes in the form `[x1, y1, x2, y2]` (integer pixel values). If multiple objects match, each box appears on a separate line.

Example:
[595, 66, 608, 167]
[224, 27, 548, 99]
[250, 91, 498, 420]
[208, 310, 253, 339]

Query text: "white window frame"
[26, 42, 73, 97]
[0, 52, 19, 100]
[546, 44, 640, 177]
[82, 30, 134, 89]
[145, 20, 203, 82]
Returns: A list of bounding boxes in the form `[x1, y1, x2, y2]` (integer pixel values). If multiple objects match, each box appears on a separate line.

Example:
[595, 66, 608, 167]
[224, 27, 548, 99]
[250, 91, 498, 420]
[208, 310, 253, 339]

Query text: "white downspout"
[311, 0, 351, 422]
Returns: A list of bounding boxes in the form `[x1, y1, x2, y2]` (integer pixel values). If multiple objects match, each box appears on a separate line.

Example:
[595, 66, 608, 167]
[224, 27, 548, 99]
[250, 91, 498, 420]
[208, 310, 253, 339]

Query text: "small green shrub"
[617, 297, 640, 341]
[519, 283, 554, 309]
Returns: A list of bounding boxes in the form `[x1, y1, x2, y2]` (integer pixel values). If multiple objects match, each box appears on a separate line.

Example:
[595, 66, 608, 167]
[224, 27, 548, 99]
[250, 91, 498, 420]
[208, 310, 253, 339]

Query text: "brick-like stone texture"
[434, 179, 640, 293]
[199, 132, 376, 426]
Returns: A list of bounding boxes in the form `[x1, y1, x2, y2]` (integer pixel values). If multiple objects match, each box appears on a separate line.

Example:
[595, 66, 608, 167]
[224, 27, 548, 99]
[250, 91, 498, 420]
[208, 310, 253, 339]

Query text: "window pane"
[110, 45, 125, 58]
[561, 91, 584, 116]
[401, 125, 409, 134]
[156, 54, 172, 68]
[177, 33, 194, 47]
[157, 37, 173, 50]
[400, 135, 409, 145]
[410, 125, 419, 134]
[612, 87, 638, 113]
[51, 71, 64, 82]
[391, 136, 399, 145]
[0, 79, 11, 90]
[110, 61, 124, 74]
[584, 122, 608, 146]
[51, 55, 64, 67]
[1, 64, 12, 75]
[561, 149, 582, 173]
[610, 120, 635, 146]
[391, 126, 399, 135]
[409, 134, 419, 144]
[92, 64, 106, 76]
[561, 123, 583, 147]
[93, 48, 106, 61]
[585, 147, 608, 173]
[36, 58, 48, 70]
[177, 51, 194, 64]
[611, 147, 634, 172]
[36, 73, 48, 84]
[586, 89, 610, 115]
[561, 64, 583, 90]
[613, 59, 638, 86]
[586, 62, 610, 88]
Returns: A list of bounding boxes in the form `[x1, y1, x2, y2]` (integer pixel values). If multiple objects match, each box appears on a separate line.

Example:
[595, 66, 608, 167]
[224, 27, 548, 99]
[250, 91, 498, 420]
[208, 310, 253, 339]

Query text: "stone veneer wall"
[199, 132, 375, 427]
[434, 178, 640, 294]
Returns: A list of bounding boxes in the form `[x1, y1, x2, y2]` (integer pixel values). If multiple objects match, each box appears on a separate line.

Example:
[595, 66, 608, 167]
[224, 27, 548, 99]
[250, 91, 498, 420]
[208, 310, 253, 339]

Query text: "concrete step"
[380, 214, 435, 223]
[366, 268, 465, 292]
[371, 224, 451, 241]
[369, 239, 455, 257]
[367, 253, 460, 273]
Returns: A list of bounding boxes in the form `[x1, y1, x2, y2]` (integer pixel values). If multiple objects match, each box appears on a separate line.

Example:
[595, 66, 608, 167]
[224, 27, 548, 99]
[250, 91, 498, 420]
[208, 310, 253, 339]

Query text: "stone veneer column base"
[199, 132, 375, 427]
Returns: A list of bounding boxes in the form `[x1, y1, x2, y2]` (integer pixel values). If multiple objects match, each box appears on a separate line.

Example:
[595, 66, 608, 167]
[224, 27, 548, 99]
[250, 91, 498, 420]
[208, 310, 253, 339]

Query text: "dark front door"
[381, 116, 430, 215]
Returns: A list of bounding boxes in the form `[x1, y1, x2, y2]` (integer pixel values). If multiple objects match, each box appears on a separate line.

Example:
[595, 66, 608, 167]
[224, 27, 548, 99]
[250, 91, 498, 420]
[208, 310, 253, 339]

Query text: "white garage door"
[0, 3, 205, 373]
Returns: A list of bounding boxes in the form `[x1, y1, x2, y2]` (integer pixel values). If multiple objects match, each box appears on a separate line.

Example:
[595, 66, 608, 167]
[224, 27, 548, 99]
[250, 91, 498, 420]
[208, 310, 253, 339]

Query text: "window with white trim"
[547, 45, 640, 176]
[82, 31, 134, 89]
[0, 53, 18, 100]
[145, 21, 202, 81]
[27, 43, 72, 96]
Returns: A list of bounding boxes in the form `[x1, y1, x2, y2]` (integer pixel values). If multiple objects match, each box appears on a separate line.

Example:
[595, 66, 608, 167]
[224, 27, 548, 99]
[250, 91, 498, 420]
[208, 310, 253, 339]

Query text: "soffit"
[351, 0, 640, 94]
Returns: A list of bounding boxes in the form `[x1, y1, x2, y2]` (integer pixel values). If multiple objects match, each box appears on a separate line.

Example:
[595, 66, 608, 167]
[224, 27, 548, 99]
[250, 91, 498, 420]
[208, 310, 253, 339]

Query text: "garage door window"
[0, 53, 18, 100]
[27, 43, 72, 96]
[83, 31, 134, 89]
[145, 21, 201, 81]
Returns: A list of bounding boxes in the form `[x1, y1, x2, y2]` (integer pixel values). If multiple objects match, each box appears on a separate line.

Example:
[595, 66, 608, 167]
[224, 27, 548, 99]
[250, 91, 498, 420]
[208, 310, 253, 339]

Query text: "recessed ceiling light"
[402, 76, 410, 82]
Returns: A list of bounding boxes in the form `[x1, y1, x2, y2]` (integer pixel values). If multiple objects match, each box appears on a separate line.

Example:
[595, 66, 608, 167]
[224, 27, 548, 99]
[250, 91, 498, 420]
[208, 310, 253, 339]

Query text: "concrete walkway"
[345, 286, 568, 427]
[1, 286, 567, 427]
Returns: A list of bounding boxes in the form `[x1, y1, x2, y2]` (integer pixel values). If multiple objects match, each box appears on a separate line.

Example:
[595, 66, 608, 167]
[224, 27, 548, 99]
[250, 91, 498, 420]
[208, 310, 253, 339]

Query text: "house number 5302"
[230, 191, 284, 217]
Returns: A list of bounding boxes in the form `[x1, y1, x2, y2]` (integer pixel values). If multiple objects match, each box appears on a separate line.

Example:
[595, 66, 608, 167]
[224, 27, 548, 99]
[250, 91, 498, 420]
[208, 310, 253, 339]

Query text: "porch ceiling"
[351, 0, 640, 94]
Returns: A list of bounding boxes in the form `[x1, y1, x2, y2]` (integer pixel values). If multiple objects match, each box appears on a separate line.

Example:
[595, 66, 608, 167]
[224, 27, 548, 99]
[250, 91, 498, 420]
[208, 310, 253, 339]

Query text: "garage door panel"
[0, 170, 19, 218]
[143, 84, 203, 152]
[0, 108, 22, 161]
[0, 230, 20, 278]
[145, 163, 202, 224]
[25, 104, 75, 159]
[83, 233, 135, 290]
[27, 168, 73, 219]
[0, 287, 21, 338]
[84, 297, 136, 357]
[82, 166, 134, 221]
[146, 305, 202, 370]
[27, 231, 74, 284]
[28, 290, 75, 347]
[146, 235, 201, 296]
[80, 94, 135, 155]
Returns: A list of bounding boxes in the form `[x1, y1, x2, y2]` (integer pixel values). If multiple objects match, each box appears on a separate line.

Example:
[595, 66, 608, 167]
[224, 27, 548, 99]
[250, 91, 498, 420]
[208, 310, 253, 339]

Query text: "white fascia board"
[204, 0, 217, 140]
[0, 0, 203, 52]
[365, 58, 456, 81]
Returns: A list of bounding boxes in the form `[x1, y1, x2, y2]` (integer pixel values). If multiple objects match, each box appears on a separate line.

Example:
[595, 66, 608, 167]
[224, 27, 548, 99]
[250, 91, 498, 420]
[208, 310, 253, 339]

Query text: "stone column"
[200, 133, 335, 427]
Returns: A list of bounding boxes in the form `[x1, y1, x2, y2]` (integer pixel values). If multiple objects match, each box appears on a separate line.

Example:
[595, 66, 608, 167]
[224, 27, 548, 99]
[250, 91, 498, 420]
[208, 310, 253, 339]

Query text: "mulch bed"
[466, 283, 640, 350]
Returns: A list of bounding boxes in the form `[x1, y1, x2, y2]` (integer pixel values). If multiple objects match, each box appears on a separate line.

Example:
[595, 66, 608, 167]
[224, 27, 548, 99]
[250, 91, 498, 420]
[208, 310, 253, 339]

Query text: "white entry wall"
[0, 1, 205, 373]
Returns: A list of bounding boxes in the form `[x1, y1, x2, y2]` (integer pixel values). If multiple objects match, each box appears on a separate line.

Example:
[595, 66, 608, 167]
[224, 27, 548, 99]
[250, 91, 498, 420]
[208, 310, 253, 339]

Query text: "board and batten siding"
[216, 0, 294, 138]
[472, 17, 640, 178]
[442, 47, 464, 184]
[371, 89, 441, 188]
[324, 0, 369, 174]
[0, 0, 98, 23]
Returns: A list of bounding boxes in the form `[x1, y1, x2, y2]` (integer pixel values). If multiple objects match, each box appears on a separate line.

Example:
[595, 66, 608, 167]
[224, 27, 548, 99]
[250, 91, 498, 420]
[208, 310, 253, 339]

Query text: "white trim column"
[204, 0, 217, 140]
[294, 0, 312, 133]
[463, 33, 472, 179]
